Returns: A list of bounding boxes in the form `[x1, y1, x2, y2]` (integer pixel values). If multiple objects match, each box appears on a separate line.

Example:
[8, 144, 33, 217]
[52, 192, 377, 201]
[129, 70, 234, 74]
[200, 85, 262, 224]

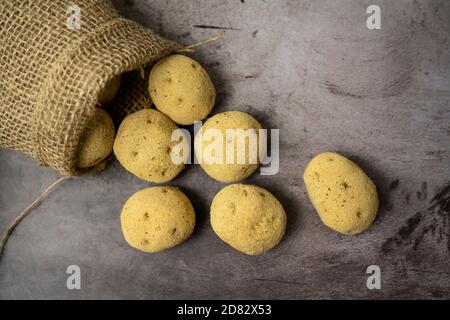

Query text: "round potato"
[194, 111, 263, 183]
[149, 54, 215, 125]
[121, 186, 195, 253]
[77, 107, 115, 168]
[211, 184, 287, 255]
[113, 109, 186, 183]
[98, 75, 121, 106]
[303, 152, 379, 235]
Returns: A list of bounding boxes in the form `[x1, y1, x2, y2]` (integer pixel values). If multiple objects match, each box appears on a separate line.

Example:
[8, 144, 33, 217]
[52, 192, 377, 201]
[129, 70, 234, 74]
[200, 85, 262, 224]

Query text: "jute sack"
[0, 0, 180, 176]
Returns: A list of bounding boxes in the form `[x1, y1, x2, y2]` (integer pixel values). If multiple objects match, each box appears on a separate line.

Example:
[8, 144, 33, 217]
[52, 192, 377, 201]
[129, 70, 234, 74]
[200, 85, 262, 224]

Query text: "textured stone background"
[0, 0, 449, 299]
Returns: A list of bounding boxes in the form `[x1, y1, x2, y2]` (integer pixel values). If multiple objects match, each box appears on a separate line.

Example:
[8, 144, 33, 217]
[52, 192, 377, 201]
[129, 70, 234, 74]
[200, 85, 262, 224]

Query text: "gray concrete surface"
[1, 0, 449, 299]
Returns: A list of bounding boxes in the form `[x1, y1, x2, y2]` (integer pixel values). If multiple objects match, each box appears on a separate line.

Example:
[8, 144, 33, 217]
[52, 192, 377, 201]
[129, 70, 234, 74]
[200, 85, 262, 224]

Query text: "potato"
[121, 186, 195, 253]
[113, 109, 186, 183]
[194, 111, 262, 183]
[211, 184, 287, 255]
[303, 152, 378, 235]
[77, 107, 115, 168]
[98, 75, 121, 105]
[148, 54, 215, 125]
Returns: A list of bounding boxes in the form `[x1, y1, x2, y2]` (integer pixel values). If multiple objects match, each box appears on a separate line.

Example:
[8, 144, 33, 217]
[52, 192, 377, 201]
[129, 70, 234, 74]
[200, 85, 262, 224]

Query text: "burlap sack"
[0, 0, 180, 176]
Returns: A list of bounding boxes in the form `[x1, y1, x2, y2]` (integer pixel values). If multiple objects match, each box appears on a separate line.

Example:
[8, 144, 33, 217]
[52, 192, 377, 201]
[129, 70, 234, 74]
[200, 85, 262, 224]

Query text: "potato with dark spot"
[303, 152, 378, 235]
[211, 184, 286, 255]
[120, 186, 195, 253]
[194, 111, 263, 182]
[113, 109, 186, 183]
[148, 54, 215, 125]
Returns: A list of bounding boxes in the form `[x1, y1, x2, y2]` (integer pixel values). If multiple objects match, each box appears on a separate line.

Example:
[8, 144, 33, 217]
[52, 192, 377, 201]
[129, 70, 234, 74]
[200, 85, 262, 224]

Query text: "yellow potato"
[113, 109, 186, 183]
[77, 107, 115, 168]
[194, 111, 262, 183]
[121, 186, 195, 253]
[98, 75, 121, 105]
[303, 152, 379, 235]
[211, 184, 287, 255]
[149, 54, 215, 125]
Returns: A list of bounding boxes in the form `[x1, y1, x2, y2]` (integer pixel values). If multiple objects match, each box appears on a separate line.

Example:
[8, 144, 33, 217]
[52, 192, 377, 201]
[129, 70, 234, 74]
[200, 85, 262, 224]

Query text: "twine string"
[0, 176, 70, 260]
[138, 32, 224, 81]
[177, 32, 224, 53]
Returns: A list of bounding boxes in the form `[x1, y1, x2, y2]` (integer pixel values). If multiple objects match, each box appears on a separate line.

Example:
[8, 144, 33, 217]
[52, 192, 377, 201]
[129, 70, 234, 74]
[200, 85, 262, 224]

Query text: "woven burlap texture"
[0, 0, 180, 175]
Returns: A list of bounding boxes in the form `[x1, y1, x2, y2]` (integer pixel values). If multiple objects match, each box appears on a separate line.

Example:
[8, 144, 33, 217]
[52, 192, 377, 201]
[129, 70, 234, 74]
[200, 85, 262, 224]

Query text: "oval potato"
[113, 109, 186, 183]
[303, 152, 378, 235]
[121, 186, 195, 253]
[149, 54, 215, 125]
[211, 184, 287, 255]
[194, 111, 263, 183]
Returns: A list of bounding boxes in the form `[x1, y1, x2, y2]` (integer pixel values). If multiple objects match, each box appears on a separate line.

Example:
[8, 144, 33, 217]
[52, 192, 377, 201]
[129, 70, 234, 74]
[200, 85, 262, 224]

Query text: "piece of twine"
[138, 32, 224, 80]
[0, 176, 70, 261]
[177, 32, 224, 53]
[139, 32, 224, 75]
